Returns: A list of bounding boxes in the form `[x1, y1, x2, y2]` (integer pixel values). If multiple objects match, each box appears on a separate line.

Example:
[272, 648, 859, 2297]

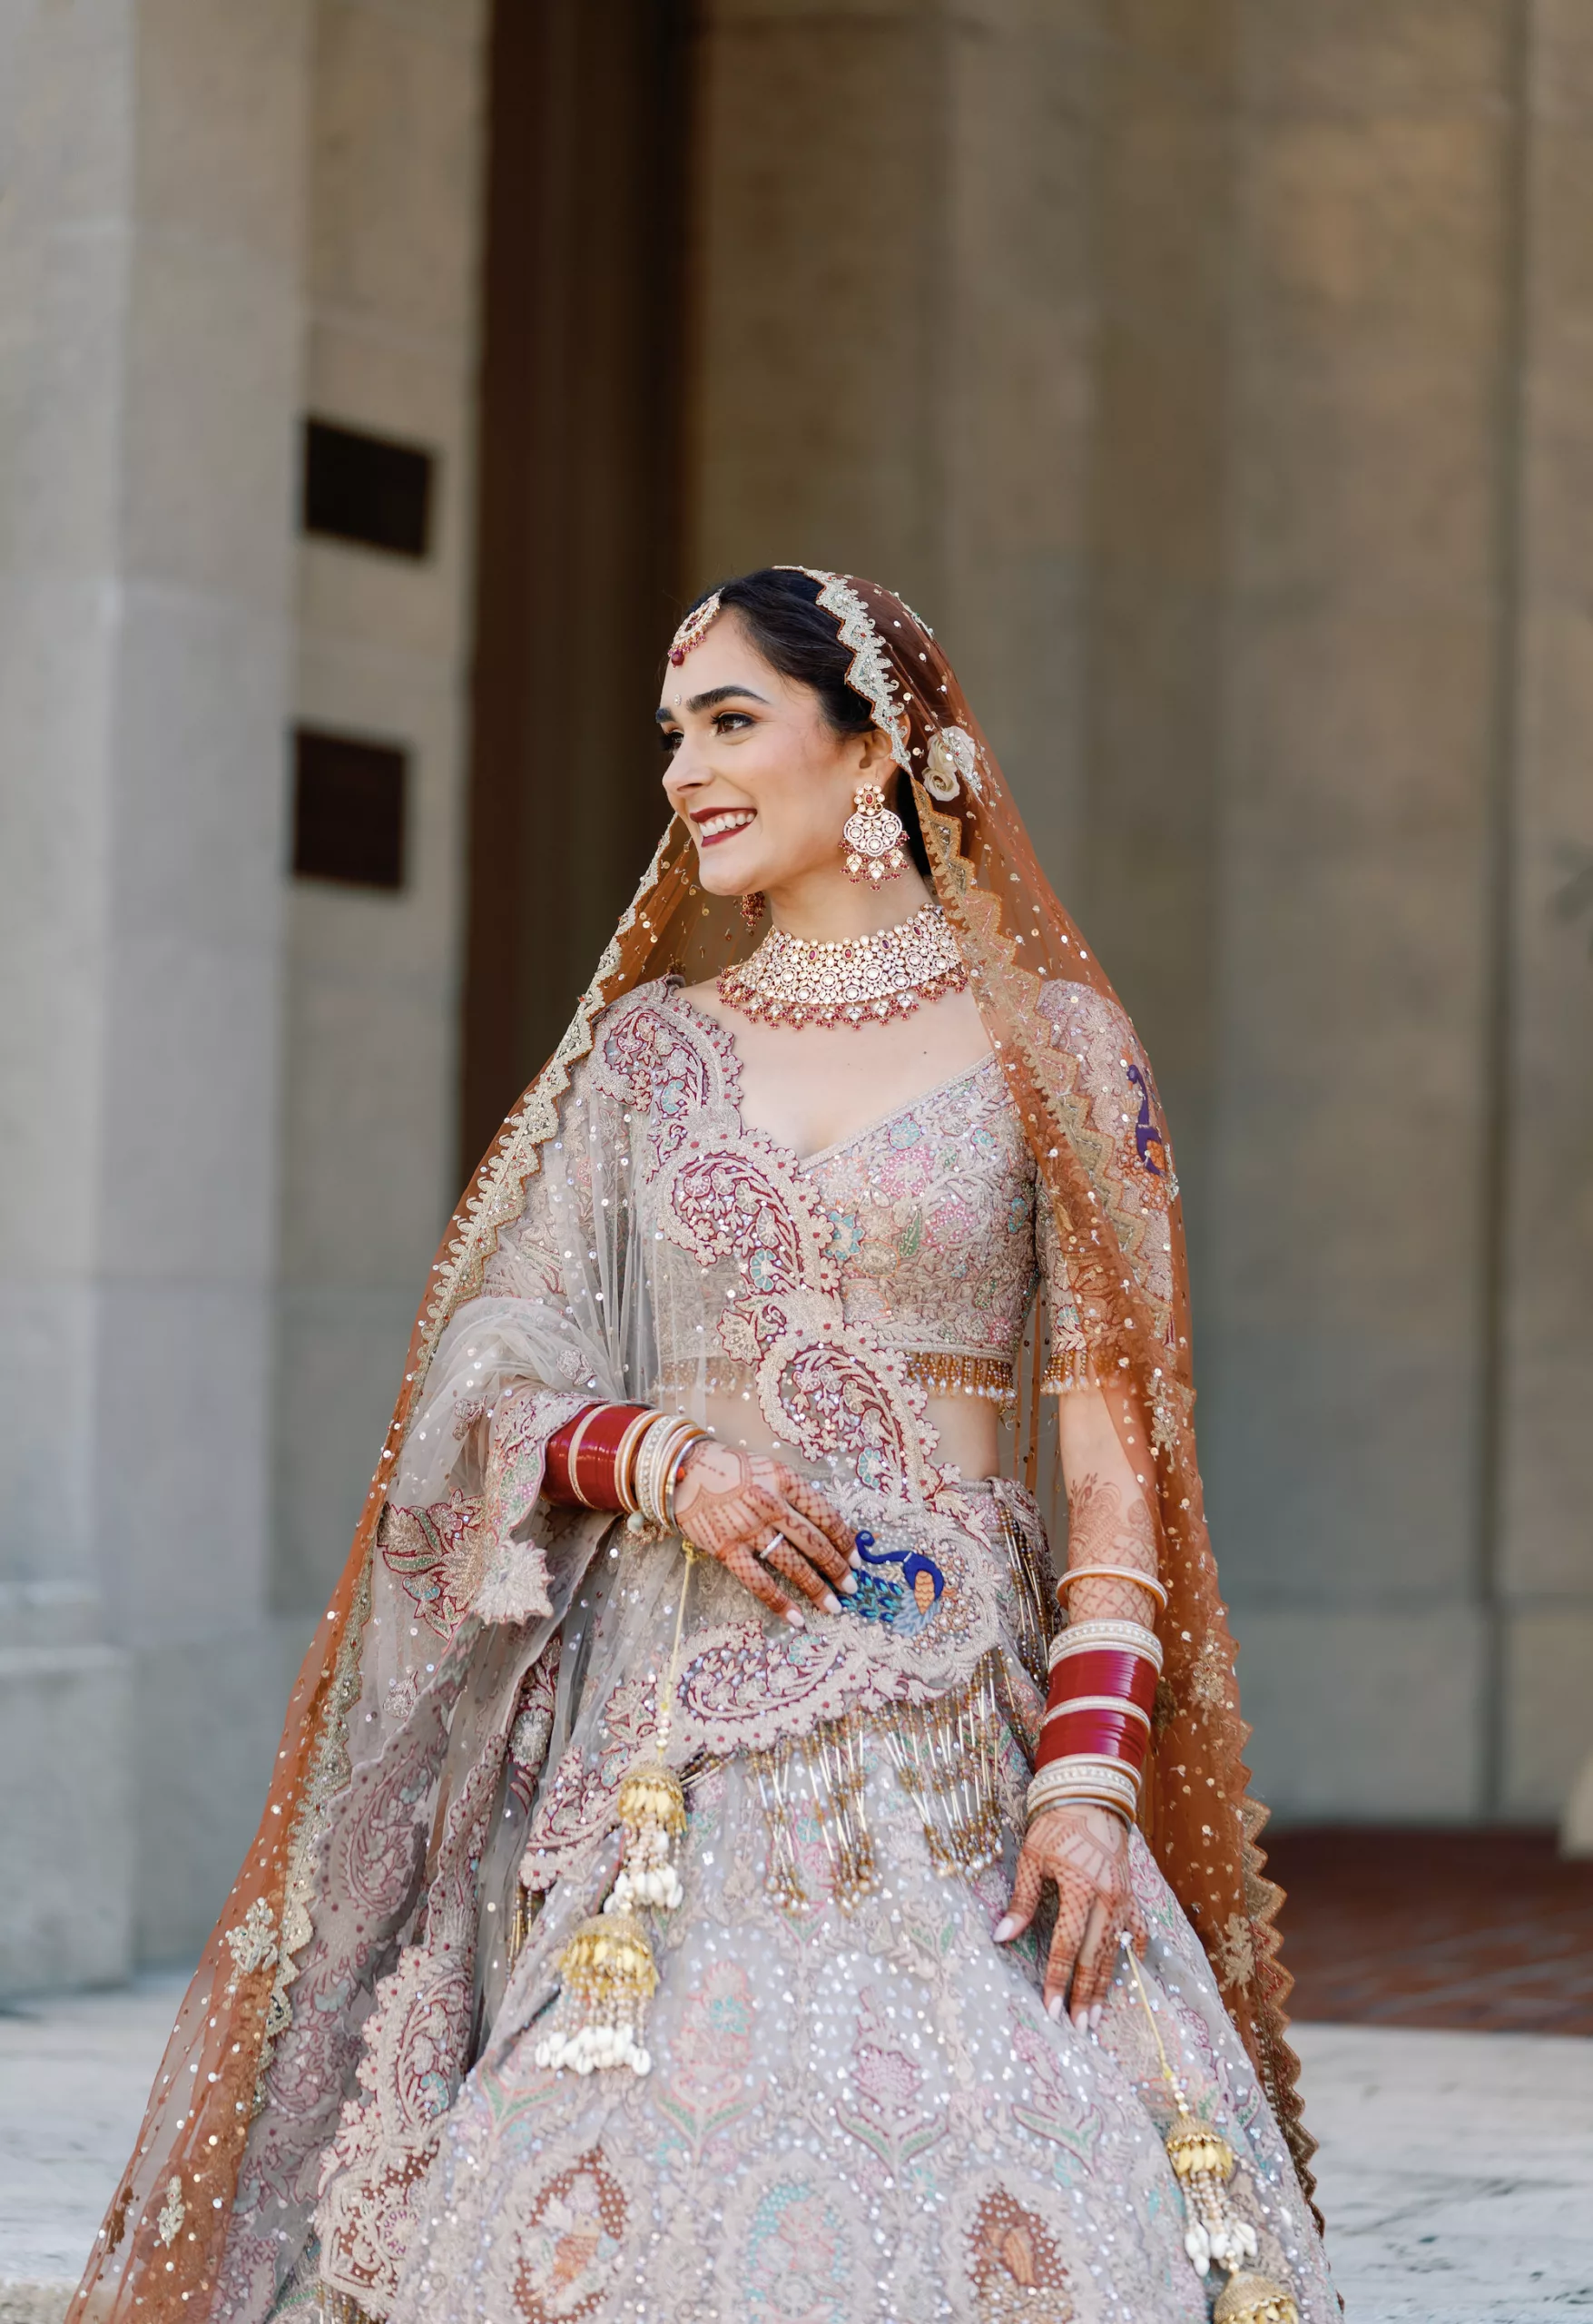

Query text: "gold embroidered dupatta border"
[73, 578, 1312, 2324]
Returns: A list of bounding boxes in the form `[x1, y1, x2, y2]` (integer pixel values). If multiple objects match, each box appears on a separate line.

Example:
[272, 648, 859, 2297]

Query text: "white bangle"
[634, 1413, 705, 1531]
[1047, 1619, 1163, 1675]
[1027, 1757, 1140, 1827]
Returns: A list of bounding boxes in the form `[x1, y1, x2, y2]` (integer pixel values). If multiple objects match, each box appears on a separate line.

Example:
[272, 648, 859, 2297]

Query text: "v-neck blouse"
[611, 984, 1058, 1406]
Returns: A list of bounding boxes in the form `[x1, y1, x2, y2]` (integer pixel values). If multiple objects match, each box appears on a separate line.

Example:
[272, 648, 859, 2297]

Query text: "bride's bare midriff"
[699, 1387, 1001, 1486]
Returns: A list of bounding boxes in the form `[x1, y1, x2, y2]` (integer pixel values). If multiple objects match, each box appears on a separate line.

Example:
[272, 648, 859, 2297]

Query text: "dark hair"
[679, 567, 930, 874]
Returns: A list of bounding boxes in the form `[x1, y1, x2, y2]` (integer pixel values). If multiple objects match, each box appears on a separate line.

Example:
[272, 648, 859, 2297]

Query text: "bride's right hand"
[671, 1442, 860, 1627]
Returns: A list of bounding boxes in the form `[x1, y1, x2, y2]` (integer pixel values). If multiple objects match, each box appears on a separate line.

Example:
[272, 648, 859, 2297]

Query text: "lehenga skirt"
[288, 1482, 1335, 2324]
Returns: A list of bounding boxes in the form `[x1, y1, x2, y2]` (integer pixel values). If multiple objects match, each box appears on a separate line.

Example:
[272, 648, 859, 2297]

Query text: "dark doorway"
[461, 0, 694, 1173]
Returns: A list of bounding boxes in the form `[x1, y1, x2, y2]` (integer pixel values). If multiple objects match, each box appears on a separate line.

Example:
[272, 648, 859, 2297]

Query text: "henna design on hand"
[1063, 1472, 1161, 1624]
[672, 1443, 859, 1628]
[993, 1802, 1146, 2026]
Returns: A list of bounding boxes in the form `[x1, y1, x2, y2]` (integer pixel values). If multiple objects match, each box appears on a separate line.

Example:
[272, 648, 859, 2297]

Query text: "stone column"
[1507, 4, 1593, 1827]
[1079, 2, 1241, 1295]
[688, 0, 1101, 869]
[0, 0, 310, 1988]
[273, 0, 488, 1626]
[1202, 5, 1519, 1817]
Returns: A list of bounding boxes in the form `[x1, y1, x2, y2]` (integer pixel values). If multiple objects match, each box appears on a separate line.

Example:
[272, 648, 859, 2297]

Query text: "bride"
[76, 570, 1333, 2324]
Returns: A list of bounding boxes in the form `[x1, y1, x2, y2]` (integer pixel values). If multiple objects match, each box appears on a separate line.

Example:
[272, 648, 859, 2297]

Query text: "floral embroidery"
[155, 2176, 185, 2248]
[380, 1492, 489, 1640]
[834, 1986, 947, 2171]
[721, 2154, 864, 2324]
[800, 1056, 1039, 1367]
[223, 1898, 279, 1979]
[655, 1960, 763, 2160]
[1214, 1912, 1258, 1994]
[1006, 2001, 1106, 2166]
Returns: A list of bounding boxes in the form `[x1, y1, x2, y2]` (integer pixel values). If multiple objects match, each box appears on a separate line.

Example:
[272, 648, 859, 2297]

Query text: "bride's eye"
[658, 727, 682, 753]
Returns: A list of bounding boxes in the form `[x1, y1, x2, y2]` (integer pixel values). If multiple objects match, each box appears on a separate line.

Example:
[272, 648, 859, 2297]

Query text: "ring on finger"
[757, 1530, 787, 1564]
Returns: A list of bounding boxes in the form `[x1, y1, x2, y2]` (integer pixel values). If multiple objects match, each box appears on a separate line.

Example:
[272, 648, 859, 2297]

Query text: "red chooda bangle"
[544, 1403, 656, 1511]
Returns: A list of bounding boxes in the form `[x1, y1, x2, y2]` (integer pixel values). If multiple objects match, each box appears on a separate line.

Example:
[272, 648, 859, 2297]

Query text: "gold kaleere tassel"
[1122, 1939, 1300, 2324]
[534, 1549, 696, 2079]
[610, 1758, 688, 1911]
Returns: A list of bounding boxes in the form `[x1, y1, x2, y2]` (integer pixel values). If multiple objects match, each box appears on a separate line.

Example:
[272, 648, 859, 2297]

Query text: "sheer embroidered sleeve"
[1037, 1188, 1096, 1394]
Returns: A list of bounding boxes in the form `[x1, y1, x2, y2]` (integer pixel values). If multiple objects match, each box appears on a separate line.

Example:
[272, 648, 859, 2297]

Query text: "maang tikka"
[842, 783, 907, 886]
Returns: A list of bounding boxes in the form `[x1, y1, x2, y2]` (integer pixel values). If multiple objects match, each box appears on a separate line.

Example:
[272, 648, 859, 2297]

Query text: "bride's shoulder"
[586, 973, 720, 1060]
[595, 973, 679, 1028]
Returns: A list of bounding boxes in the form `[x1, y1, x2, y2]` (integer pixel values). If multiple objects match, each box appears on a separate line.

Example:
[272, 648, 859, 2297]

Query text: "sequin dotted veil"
[74, 572, 1312, 2324]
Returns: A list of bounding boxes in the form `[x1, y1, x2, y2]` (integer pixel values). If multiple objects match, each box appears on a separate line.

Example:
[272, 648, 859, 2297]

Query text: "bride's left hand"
[993, 1802, 1147, 2027]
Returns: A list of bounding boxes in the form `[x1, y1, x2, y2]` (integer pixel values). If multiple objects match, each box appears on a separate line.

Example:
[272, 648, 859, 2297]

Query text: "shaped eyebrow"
[654, 684, 772, 724]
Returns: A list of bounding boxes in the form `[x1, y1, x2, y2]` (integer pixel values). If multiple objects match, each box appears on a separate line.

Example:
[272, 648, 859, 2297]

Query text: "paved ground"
[3, 1977, 1590, 2320]
[1266, 1829, 1593, 2036]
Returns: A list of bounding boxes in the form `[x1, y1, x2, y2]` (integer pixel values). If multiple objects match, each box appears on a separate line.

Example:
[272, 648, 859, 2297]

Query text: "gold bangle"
[613, 1408, 655, 1515]
[560, 1403, 606, 1508]
[662, 1427, 707, 1531]
[1056, 1564, 1168, 1612]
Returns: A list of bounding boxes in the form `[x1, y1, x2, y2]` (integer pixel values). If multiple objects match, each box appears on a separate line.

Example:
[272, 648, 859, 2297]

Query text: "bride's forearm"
[1055, 1385, 1164, 1627]
[1025, 1386, 1166, 1830]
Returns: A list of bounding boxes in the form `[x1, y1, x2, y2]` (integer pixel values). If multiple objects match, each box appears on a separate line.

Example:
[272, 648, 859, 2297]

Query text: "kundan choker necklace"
[717, 901, 968, 1029]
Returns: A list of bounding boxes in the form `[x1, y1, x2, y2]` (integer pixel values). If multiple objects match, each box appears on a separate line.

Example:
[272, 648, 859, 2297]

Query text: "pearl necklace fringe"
[718, 901, 968, 1029]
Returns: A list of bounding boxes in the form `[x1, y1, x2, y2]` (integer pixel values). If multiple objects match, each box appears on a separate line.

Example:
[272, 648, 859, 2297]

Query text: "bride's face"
[657, 611, 895, 898]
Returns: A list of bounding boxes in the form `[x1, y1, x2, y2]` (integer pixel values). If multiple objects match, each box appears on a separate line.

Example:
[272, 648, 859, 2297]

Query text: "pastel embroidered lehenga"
[74, 576, 1335, 2324]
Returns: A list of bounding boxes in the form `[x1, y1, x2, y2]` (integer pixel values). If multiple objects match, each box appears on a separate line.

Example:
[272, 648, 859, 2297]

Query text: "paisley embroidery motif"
[520, 1670, 659, 1890]
[316, 1737, 506, 2314]
[593, 993, 716, 1166]
[963, 2184, 1076, 2321]
[379, 1492, 489, 1640]
[644, 989, 939, 1497]
[756, 1328, 925, 1490]
[509, 2146, 630, 2323]
[924, 721, 985, 802]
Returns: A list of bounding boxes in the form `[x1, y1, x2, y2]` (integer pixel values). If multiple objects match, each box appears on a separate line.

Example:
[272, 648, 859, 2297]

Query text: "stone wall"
[686, 0, 1593, 1825]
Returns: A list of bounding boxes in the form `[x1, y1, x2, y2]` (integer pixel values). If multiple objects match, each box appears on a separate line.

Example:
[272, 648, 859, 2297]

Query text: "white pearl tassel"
[537, 1554, 697, 2078]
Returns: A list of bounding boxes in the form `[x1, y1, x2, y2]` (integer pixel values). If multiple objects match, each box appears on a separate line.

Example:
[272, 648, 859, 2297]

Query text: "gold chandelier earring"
[841, 783, 907, 886]
[740, 891, 766, 931]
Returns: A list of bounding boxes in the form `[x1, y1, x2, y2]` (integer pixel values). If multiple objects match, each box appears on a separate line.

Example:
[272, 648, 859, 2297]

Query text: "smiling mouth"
[693, 809, 756, 847]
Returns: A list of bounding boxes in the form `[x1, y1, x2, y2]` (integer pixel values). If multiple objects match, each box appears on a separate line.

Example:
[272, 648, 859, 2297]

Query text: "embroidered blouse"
[605, 983, 1087, 1431]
